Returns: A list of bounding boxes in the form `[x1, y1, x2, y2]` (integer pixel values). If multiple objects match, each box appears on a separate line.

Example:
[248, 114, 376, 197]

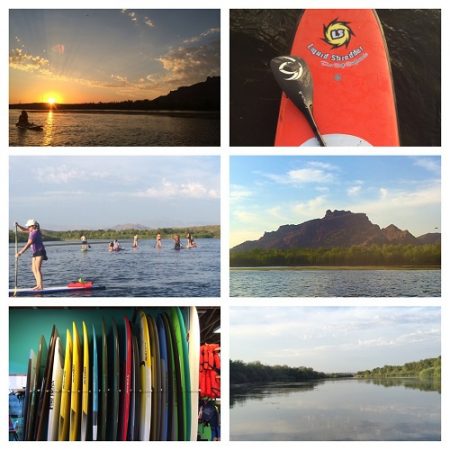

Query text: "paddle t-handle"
[270, 55, 326, 146]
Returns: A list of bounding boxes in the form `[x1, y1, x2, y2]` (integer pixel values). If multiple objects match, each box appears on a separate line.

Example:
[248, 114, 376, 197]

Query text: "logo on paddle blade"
[277, 56, 303, 80]
[322, 18, 354, 49]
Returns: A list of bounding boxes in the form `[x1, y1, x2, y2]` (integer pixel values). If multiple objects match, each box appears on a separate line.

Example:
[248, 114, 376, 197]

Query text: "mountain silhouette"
[232, 210, 441, 252]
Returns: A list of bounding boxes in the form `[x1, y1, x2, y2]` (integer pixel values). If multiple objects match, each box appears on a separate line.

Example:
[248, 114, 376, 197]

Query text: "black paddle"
[270, 55, 326, 146]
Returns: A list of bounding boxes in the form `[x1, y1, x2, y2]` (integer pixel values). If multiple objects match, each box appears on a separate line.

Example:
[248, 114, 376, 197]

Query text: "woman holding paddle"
[15, 219, 47, 291]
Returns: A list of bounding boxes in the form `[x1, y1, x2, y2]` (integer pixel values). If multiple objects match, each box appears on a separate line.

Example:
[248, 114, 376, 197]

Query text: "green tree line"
[356, 356, 441, 380]
[230, 360, 328, 384]
[9, 225, 220, 243]
[230, 244, 441, 267]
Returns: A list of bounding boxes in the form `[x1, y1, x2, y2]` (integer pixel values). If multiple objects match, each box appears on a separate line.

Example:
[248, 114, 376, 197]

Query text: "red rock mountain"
[232, 210, 440, 252]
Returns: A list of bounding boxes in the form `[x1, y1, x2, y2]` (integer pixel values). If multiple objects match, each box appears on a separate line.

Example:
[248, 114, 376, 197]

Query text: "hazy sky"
[230, 307, 441, 373]
[10, 156, 220, 230]
[230, 156, 441, 247]
[9, 9, 220, 103]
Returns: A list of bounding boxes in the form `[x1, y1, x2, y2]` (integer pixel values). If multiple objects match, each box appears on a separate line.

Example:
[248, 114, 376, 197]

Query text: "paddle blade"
[270, 55, 313, 114]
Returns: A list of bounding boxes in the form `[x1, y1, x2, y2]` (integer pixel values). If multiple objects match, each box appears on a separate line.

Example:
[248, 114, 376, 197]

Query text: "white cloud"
[9, 48, 49, 72]
[291, 195, 328, 218]
[33, 166, 88, 184]
[413, 157, 440, 174]
[379, 187, 389, 199]
[307, 161, 339, 171]
[264, 161, 336, 185]
[135, 179, 218, 199]
[230, 185, 253, 201]
[156, 41, 220, 83]
[347, 184, 362, 197]
[144, 16, 154, 28]
[183, 27, 220, 44]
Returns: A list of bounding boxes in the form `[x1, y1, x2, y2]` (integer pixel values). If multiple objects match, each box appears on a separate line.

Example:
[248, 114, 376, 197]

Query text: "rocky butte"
[232, 210, 440, 252]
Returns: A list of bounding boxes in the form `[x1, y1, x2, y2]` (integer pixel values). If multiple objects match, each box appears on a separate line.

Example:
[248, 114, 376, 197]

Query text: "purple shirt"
[29, 229, 45, 254]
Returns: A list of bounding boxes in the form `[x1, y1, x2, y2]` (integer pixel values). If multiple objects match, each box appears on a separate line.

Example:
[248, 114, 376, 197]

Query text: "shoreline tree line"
[9, 225, 220, 243]
[230, 244, 441, 267]
[231, 356, 441, 384]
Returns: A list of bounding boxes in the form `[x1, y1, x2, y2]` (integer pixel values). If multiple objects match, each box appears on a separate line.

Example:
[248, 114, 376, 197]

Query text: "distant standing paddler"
[156, 232, 162, 249]
[186, 232, 197, 248]
[173, 234, 182, 250]
[132, 234, 139, 248]
[15, 219, 48, 290]
[80, 235, 90, 251]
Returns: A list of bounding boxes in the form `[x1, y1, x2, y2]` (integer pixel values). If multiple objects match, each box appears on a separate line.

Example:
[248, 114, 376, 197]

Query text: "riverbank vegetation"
[10, 225, 220, 243]
[230, 244, 440, 267]
[356, 356, 441, 380]
[230, 360, 352, 384]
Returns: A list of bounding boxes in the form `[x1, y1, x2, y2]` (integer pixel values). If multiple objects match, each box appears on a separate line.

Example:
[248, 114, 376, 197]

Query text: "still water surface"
[9, 110, 220, 146]
[230, 378, 441, 440]
[9, 239, 220, 297]
[230, 268, 440, 297]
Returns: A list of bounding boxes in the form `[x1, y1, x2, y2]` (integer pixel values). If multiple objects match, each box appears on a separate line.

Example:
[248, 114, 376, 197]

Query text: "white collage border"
[1, 0, 447, 448]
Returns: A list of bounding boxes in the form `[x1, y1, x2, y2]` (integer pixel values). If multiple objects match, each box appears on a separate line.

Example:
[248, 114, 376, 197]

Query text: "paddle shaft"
[303, 103, 326, 147]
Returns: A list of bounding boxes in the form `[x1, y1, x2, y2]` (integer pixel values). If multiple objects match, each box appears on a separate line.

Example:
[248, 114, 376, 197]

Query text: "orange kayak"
[275, 9, 399, 146]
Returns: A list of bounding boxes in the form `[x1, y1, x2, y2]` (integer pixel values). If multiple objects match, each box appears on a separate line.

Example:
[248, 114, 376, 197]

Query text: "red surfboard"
[274, 9, 399, 146]
[119, 317, 132, 440]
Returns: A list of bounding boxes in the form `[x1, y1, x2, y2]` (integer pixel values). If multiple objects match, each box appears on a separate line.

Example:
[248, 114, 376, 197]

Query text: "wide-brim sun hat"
[25, 219, 37, 227]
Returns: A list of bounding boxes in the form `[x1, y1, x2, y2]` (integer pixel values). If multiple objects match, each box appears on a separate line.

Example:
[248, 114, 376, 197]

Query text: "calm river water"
[230, 268, 440, 297]
[9, 239, 220, 297]
[230, 378, 441, 440]
[9, 110, 220, 146]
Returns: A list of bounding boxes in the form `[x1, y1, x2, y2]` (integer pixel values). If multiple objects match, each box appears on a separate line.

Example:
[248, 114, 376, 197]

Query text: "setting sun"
[42, 92, 62, 106]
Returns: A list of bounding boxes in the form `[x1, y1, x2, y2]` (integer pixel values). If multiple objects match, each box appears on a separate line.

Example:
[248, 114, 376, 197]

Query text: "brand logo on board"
[322, 18, 354, 49]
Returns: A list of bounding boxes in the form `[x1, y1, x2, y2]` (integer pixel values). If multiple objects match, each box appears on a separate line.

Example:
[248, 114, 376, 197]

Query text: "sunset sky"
[9, 9, 220, 104]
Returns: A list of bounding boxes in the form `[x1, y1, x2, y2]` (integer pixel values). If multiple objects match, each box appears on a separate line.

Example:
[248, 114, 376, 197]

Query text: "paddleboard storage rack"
[9, 306, 220, 441]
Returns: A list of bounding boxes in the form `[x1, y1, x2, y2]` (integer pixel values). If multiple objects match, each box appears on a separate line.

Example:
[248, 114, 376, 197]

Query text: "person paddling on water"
[156, 232, 162, 249]
[17, 110, 30, 127]
[80, 235, 90, 251]
[186, 232, 197, 248]
[173, 234, 182, 250]
[132, 234, 139, 248]
[15, 219, 48, 291]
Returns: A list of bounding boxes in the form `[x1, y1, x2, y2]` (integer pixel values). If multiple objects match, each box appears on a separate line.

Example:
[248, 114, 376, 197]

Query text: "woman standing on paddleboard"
[15, 219, 48, 290]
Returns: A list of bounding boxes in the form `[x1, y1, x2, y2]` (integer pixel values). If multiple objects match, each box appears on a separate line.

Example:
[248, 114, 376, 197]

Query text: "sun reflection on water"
[43, 111, 54, 146]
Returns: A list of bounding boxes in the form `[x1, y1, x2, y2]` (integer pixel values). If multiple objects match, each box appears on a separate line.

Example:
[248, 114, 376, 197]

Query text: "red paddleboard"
[119, 317, 132, 440]
[275, 9, 399, 146]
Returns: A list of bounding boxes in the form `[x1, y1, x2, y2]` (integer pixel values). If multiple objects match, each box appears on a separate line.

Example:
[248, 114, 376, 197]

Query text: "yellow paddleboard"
[81, 321, 90, 441]
[139, 310, 152, 441]
[58, 329, 72, 441]
[70, 322, 81, 441]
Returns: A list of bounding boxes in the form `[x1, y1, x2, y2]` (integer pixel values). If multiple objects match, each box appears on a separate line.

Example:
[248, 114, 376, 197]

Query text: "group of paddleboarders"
[173, 232, 197, 250]
[14, 223, 199, 291]
[108, 240, 122, 252]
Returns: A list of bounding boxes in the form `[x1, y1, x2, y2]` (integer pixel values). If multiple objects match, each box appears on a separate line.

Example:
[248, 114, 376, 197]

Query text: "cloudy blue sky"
[10, 156, 220, 230]
[230, 156, 441, 247]
[230, 307, 441, 373]
[9, 9, 220, 103]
